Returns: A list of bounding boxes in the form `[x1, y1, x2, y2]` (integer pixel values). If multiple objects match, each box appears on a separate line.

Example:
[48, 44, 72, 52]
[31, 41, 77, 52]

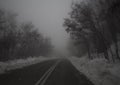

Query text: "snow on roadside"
[68, 56, 120, 85]
[0, 56, 57, 74]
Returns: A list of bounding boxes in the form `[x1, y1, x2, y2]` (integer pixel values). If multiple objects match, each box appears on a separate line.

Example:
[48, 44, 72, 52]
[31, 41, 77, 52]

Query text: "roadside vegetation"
[64, 0, 120, 62]
[0, 9, 53, 61]
[0, 9, 56, 74]
[64, 0, 120, 85]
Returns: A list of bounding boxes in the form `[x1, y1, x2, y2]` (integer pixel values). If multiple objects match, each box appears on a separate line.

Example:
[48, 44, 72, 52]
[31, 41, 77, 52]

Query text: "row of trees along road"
[63, 0, 120, 62]
[0, 9, 53, 61]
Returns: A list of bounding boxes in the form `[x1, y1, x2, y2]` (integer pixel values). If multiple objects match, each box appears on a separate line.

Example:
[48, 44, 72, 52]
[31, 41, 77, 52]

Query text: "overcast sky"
[0, 0, 74, 54]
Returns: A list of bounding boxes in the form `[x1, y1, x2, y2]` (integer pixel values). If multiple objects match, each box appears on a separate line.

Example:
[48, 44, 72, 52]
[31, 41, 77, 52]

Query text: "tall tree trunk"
[115, 41, 120, 60]
[104, 50, 109, 60]
[109, 46, 115, 62]
[87, 43, 92, 59]
[87, 46, 91, 59]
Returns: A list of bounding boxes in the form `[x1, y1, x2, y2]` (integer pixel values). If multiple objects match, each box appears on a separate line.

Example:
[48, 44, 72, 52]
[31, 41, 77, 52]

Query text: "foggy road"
[0, 58, 94, 85]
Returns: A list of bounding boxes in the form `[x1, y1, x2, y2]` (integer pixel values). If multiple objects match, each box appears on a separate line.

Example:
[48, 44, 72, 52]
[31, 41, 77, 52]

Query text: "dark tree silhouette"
[64, 0, 120, 62]
[63, 0, 120, 60]
[0, 9, 53, 61]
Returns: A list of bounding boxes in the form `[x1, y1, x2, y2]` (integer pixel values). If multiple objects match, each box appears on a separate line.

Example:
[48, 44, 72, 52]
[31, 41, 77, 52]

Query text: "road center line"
[35, 60, 60, 85]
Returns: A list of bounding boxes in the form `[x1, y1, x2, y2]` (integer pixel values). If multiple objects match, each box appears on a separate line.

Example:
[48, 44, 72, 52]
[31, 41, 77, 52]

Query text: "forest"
[64, 0, 120, 62]
[0, 9, 53, 61]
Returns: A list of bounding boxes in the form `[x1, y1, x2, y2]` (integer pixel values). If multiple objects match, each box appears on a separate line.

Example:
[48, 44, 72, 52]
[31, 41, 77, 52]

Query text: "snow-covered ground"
[68, 56, 120, 85]
[0, 56, 57, 74]
[1, 55, 120, 85]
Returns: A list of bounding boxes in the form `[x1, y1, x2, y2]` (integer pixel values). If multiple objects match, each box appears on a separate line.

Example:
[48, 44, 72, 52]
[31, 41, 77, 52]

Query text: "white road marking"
[35, 60, 61, 85]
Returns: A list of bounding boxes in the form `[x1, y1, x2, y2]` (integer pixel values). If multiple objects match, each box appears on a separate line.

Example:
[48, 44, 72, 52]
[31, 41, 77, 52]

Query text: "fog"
[0, 0, 74, 54]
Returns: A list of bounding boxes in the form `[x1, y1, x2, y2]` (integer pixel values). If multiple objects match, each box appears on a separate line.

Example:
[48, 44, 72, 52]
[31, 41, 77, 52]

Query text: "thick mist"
[0, 0, 73, 55]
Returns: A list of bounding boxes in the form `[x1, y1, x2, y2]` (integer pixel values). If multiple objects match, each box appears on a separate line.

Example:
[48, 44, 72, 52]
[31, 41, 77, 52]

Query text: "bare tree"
[63, 1, 112, 60]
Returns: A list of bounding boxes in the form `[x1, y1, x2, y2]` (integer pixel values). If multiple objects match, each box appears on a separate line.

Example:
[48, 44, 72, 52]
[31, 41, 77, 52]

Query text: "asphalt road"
[0, 58, 94, 85]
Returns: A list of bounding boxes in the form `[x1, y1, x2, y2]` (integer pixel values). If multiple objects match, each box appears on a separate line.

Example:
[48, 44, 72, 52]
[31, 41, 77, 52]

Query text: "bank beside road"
[0, 59, 58, 85]
[0, 58, 94, 85]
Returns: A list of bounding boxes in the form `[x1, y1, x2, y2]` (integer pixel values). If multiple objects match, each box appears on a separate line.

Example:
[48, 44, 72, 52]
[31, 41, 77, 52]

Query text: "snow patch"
[0, 56, 57, 74]
[68, 56, 120, 85]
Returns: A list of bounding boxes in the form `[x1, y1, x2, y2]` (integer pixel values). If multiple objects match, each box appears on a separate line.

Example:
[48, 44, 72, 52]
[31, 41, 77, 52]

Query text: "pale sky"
[0, 0, 73, 54]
